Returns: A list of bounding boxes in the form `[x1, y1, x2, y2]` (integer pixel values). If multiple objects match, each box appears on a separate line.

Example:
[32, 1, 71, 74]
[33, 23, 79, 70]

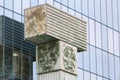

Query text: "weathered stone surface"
[24, 3, 87, 52]
[36, 41, 77, 74]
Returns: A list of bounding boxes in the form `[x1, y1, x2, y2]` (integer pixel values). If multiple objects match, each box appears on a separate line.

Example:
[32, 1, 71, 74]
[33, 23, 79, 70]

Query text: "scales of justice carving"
[25, 3, 87, 80]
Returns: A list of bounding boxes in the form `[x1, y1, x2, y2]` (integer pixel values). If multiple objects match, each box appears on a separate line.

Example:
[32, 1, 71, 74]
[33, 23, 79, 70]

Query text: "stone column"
[36, 41, 77, 80]
[24, 3, 87, 80]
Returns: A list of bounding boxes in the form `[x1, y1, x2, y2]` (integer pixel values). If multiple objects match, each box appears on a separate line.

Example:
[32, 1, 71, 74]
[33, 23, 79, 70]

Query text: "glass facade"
[0, 0, 120, 80]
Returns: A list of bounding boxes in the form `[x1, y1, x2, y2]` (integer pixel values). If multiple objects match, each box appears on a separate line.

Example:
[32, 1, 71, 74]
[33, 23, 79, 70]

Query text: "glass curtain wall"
[0, 0, 120, 80]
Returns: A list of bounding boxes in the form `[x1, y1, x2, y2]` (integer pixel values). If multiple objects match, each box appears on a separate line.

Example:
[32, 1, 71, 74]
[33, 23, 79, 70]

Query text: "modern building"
[0, 0, 119, 80]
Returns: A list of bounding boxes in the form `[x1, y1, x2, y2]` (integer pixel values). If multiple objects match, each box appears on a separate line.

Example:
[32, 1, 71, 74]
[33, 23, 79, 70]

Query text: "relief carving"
[63, 46, 76, 73]
[37, 42, 59, 73]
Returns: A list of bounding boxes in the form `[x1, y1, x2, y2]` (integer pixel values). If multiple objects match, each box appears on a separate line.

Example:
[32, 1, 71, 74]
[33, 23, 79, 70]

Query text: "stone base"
[37, 70, 77, 80]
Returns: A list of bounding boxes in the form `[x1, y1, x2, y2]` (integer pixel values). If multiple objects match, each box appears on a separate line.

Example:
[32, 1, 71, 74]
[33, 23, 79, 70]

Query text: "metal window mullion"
[2, 0, 5, 79]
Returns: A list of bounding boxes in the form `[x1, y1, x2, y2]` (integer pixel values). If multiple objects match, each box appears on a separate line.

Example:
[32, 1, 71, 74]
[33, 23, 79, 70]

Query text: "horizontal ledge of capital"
[37, 69, 78, 75]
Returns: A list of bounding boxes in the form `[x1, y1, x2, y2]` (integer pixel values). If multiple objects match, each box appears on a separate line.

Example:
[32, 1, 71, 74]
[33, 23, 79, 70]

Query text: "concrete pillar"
[36, 41, 77, 80]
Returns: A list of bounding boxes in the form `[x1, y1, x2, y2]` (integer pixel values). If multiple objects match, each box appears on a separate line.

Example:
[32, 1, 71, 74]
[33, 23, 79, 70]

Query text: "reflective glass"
[107, 0, 112, 28]
[5, 0, 12, 10]
[69, 0, 74, 9]
[89, 19, 95, 45]
[82, 0, 88, 16]
[61, 0, 67, 6]
[39, 0, 46, 5]
[90, 46, 96, 73]
[108, 28, 113, 53]
[0, 7, 3, 15]
[22, 0, 30, 14]
[14, 0, 21, 13]
[75, 0, 81, 12]
[83, 49, 89, 71]
[109, 54, 115, 80]
[84, 71, 90, 80]
[102, 25, 108, 51]
[91, 74, 97, 80]
[78, 69, 83, 80]
[103, 51, 109, 78]
[14, 13, 21, 22]
[95, 0, 100, 21]
[5, 9, 12, 18]
[114, 31, 119, 56]
[89, 0, 94, 19]
[31, 0, 38, 7]
[0, 0, 3, 6]
[77, 52, 83, 68]
[47, 0, 53, 5]
[96, 22, 101, 48]
[61, 6, 67, 12]
[112, 0, 118, 30]
[101, 0, 107, 25]
[96, 49, 102, 75]
[115, 57, 119, 80]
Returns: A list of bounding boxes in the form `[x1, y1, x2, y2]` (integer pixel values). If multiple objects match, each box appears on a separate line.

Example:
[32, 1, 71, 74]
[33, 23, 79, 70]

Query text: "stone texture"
[24, 3, 87, 52]
[36, 41, 77, 74]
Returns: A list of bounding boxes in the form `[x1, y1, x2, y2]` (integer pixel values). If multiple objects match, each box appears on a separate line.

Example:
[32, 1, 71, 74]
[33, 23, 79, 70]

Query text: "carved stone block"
[24, 3, 87, 52]
[36, 40, 77, 75]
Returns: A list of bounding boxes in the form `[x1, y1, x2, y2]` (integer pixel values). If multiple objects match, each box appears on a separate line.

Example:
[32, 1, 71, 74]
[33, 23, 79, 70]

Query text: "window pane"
[114, 31, 119, 56]
[90, 46, 96, 73]
[115, 57, 119, 80]
[33, 62, 37, 80]
[22, 0, 30, 14]
[75, 0, 81, 12]
[0, 0, 3, 6]
[39, 0, 45, 5]
[61, 0, 67, 6]
[102, 25, 108, 51]
[76, 12, 82, 19]
[54, 2, 60, 9]
[89, 0, 94, 19]
[89, 19, 95, 45]
[108, 28, 113, 53]
[107, 0, 112, 28]
[84, 71, 90, 80]
[69, 9, 75, 15]
[5, 0, 12, 10]
[14, 0, 21, 13]
[96, 49, 102, 75]
[14, 13, 21, 22]
[47, 0, 53, 5]
[31, 0, 38, 7]
[103, 51, 109, 78]
[77, 53, 83, 68]
[119, 0, 120, 31]
[5, 9, 12, 18]
[95, 0, 100, 21]
[97, 76, 102, 80]
[96, 22, 101, 48]
[83, 46, 89, 70]
[101, 0, 107, 24]
[82, 0, 88, 16]
[78, 69, 83, 80]
[61, 6, 67, 12]
[69, 0, 74, 9]
[0, 7, 3, 15]
[112, 0, 118, 30]
[91, 74, 97, 80]
[109, 54, 115, 80]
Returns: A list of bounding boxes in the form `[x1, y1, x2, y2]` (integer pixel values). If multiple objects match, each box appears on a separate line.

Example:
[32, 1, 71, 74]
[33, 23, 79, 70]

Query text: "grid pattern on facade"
[0, 0, 120, 80]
